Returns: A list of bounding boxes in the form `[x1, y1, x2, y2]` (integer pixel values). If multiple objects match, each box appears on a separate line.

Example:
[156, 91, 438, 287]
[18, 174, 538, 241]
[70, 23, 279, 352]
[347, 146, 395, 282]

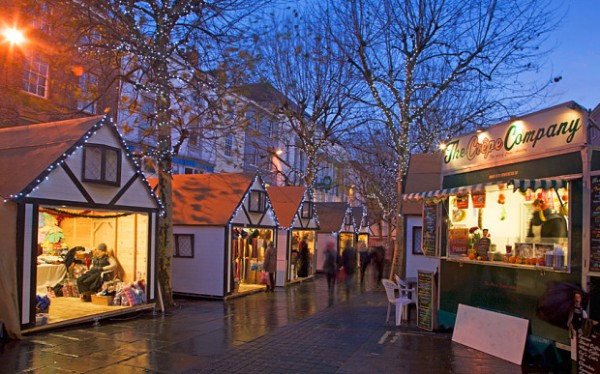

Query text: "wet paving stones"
[1, 273, 539, 373]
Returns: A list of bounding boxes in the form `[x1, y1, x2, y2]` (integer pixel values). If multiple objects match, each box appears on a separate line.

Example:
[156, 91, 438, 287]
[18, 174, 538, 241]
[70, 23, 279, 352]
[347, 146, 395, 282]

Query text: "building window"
[174, 234, 194, 258]
[225, 134, 234, 157]
[23, 55, 49, 98]
[301, 202, 313, 219]
[248, 190, 266, 213]
[82, 144, 121, 186]
[77, 72, 98, 114]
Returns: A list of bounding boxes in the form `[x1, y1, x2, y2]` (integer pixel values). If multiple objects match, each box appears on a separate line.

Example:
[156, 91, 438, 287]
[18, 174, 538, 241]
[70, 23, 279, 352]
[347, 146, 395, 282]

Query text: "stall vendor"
[527, 198, 568, 239]
[76, 243, 116, 301]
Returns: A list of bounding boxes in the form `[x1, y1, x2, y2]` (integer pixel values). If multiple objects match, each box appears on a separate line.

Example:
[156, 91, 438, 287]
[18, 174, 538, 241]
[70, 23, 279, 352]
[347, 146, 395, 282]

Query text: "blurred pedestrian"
[297, 235, 310, 278]
[263, 242, 277, 292]
[341, 239, 356, 296]
[358, 241, 369, 285]
[373, 246, 385, 283]
[323, 242, 339, 294]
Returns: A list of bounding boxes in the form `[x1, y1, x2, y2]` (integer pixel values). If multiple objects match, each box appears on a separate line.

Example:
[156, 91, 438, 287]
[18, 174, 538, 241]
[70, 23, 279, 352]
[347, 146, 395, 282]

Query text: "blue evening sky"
[543, 0, 600, 110]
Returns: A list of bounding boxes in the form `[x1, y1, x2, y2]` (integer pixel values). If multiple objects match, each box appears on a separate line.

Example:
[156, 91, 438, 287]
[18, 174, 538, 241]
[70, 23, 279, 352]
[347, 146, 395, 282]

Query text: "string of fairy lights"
[3, 116, 166, 216]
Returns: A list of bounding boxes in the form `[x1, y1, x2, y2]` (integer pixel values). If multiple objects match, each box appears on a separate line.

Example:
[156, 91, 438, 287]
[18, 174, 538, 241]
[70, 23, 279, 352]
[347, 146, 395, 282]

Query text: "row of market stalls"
[0, 114, 371, 337]
[405, 101, 598, 362]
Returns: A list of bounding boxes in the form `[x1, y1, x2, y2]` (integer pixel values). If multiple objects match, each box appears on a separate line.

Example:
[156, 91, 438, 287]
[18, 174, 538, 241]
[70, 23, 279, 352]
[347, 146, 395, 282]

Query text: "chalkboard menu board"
[590, 176, 600, 272]
[417, 270, 436, 331]
[422, 203, 437, 256]
[578, 330, 600, 373]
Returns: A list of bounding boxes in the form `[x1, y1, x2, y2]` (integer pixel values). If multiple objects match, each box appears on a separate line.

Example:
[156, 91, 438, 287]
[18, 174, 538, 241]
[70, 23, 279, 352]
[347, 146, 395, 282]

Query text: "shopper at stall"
[297, 235, 310, 278]
[341, 239, 357, 296]
[528, 198, 568, 239]
[263, 242, 277, 292]
[76, 243, 116, 301]
[358, 241, 370, 285]
[322, 242, 339, 294]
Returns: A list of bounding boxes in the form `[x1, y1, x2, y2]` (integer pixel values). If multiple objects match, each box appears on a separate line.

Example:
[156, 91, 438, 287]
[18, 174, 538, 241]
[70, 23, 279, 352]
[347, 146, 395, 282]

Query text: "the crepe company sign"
[443, 111, 584, 170]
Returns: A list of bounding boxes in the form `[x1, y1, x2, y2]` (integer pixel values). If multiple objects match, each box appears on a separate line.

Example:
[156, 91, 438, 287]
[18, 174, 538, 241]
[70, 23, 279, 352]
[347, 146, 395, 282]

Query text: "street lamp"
[1, 27, 25, 46]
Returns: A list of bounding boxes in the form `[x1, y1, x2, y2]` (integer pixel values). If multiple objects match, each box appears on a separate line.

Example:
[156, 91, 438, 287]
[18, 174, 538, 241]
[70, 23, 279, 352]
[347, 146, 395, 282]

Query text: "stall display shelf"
[445, 256, 570, 273]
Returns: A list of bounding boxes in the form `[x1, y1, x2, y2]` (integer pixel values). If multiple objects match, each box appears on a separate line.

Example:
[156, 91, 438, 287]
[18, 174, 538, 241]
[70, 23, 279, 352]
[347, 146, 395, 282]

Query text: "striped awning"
[403, 182, 504, 202]
[508, 178, 568, 193]
[403, 178, 568, 202]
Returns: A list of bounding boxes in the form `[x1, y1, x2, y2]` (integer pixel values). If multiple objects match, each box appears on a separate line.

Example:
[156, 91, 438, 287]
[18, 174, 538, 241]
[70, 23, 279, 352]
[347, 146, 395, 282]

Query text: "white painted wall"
[405, 215, 439, 279]
[172, 226, 226, 297]
[275, 230, 287, 286]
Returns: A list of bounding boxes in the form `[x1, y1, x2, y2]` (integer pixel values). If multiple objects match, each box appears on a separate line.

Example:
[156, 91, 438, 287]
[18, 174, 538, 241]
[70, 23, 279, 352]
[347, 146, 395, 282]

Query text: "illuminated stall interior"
[36, 206, 149, 324]
[447, 181, 569, 269]
[232, 227, 274, 290]
[290, 230, 316, 280]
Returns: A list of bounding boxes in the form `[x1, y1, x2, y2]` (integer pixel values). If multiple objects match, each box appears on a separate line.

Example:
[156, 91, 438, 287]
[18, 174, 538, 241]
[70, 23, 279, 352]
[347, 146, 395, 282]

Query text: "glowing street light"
[2, 27, 25, 46]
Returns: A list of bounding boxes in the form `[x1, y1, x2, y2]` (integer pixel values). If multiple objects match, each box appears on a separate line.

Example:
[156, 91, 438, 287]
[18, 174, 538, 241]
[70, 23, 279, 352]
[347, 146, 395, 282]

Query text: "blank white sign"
[452, 303, 529, 365]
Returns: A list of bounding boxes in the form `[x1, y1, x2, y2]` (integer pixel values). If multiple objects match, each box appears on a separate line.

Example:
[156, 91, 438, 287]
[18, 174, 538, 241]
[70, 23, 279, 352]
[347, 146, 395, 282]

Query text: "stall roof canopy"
[149, 173, 256, 226]
[0, 116, 107, 199]
[403, 153, 442, 215]
[266, 186, 306, 229]
[403, 178, 568, 202]
[315, 202, 351, 233]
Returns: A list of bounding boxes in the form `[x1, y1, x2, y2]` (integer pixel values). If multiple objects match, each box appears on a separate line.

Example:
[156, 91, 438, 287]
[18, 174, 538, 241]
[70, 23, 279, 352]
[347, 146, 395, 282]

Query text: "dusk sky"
[543, 0, 599, 110]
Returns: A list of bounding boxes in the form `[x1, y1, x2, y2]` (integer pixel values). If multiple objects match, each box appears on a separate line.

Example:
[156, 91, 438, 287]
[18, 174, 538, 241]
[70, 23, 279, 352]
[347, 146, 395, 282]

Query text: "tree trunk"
[390, 168, 406, 280]
[155, 54, 174, 309]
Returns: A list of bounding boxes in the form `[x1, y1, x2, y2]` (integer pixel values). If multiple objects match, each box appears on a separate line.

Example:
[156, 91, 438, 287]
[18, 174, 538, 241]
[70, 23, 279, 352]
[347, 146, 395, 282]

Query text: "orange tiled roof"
[266, 186, 306, 229]
[0, 116, 106, 199]
[314, 202, 349, 233]
[149, 173, 256, 226]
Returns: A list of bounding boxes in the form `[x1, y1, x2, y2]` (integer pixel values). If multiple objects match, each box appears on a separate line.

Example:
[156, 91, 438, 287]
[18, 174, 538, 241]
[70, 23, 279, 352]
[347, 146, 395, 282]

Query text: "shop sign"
[456, 194, 469, 209]
[442, 108, 584, 171]
[471, 193, 486, 208]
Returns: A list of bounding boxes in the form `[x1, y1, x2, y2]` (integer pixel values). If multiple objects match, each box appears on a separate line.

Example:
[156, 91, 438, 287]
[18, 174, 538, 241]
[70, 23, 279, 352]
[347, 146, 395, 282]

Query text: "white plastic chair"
[394, 274, 416, 319]
[381, 279, 414, 326]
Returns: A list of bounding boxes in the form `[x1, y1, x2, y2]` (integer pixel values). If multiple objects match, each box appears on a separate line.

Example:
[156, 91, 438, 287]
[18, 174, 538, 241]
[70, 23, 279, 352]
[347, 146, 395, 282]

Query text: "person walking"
[340, 239, 356, 296]
[297, 235, 310, 278]
[322, 242, 339, 294]
[263, 242, 277, 292]
[358, 241, 370, 285]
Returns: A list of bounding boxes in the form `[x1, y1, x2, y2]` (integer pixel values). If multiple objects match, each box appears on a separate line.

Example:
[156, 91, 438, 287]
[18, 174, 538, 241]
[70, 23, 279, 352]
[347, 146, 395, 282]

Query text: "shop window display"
[35, 206, 150, 325]
[447, 184, 569, 270]
[232, 227, 274, 285]
[291, 230, 316, 279]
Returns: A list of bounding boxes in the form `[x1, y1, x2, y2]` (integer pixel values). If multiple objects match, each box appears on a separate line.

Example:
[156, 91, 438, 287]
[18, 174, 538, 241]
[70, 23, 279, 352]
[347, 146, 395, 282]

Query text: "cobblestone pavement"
[0, 273, 551, 373]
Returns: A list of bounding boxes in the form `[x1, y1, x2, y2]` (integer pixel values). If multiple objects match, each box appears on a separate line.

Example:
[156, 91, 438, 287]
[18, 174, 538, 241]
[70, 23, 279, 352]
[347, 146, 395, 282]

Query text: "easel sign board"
[578, 330, 600, 373]
[417, 270, 436, 331]
[452, 304, 529, 365]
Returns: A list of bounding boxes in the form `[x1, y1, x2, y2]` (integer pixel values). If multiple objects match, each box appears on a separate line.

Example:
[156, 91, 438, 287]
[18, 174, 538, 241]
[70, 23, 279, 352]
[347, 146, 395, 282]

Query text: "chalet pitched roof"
[315, 202, 350, 233]
[149, 173, 256, 226]
[402, 153, 442, 215]
[0, 116, 106, 199]
[351, 206, 364, 229]
[266, 186, 306, 229]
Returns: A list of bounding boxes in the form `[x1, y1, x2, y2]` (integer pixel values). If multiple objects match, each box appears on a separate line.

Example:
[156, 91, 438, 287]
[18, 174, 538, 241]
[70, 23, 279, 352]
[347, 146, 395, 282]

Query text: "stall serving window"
[291, 230, 316, 279]
[35, 206, 150, 324]
[232, 227, 274, 287]
[447, 182, 569, 270]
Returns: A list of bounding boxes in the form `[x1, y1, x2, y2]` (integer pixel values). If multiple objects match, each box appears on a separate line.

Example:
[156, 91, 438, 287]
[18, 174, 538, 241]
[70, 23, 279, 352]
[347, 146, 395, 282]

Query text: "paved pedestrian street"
[0, 274, 553, 373]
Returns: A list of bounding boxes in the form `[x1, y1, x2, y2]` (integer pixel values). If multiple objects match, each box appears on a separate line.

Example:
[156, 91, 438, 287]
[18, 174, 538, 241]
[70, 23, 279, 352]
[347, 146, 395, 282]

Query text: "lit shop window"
[174, 234, 194, 258]
[447, 184, 569, 270]
[82, 144, 121, 186]
[23, 55, 49, 98]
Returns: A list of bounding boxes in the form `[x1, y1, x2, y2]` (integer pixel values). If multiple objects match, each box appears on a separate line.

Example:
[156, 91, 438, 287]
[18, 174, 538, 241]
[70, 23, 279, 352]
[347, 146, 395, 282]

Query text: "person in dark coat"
[76, 243, 116, 301]
[528, 198, 568, 239]
[340, 240, 356, 296]
[297, 235, 310, 278]
[322, 242, 339, 294]
[263, 242, 277, 292]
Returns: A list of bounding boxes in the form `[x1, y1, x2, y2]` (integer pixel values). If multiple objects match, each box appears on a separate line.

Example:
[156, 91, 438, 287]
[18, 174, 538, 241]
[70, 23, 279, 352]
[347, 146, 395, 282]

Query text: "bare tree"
[326, 0, 562, 279]
[251, 9, 363, 199]
[52, 0, 272, 307]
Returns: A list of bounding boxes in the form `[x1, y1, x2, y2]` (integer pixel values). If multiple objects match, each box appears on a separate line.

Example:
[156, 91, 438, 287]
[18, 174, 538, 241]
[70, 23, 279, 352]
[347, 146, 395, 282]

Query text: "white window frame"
[23, 55, 49, 98]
